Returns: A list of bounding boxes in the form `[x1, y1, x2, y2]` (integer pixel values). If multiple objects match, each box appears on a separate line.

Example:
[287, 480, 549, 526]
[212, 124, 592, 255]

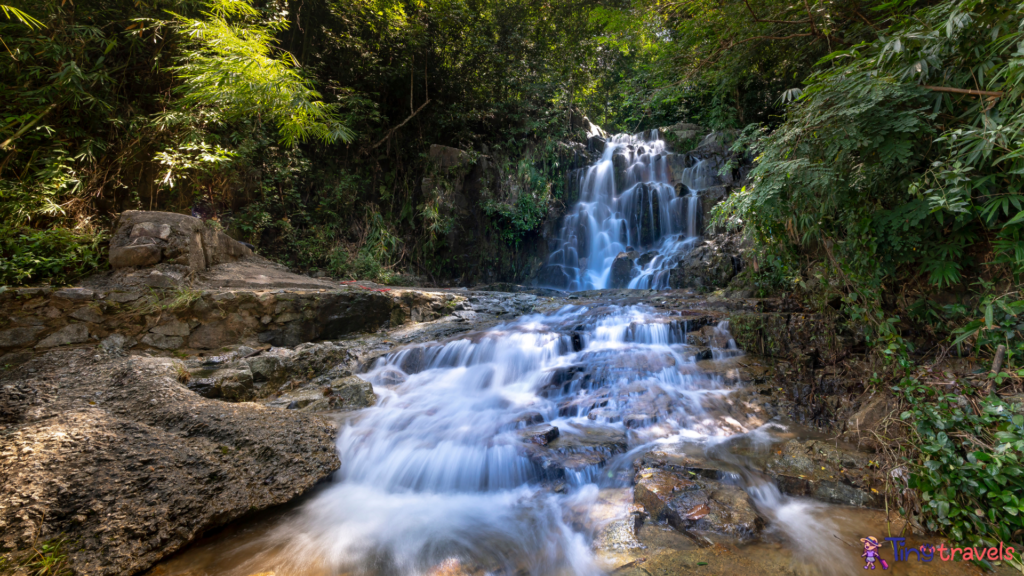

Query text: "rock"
[54, 287, 95, 301]
[697, 130, 738, 156]
[151, 320, 191, 337]
[245, 355, 287, 385]
[187, 362, 256, 401]
[634, 468, 699, 521]
[130, 222, 172, 240]
[429, 144, 473, 169]
[0, 326, 45, 349]
[35, 324, 90, 349]
[143, 269, 183, 288]
[0, 349, 339, 576]
[110, 210, 252, 272]
[326, 375, 377, 409]
[669, 241, 740, 290]
[661, 122, 705, 144]
[140, 333, 184, 350]
[69, 306, 104, 324]
[377, 368, 406, 386]
[609, 252, 636, 289]
[699, 185, 728, 227]
[189, 314, 249, 350]
[99, 333, 135, 354]
[109, 244, 163, 268]
[104, 290, 144, 303]
[665, 482, 762, 540]
[518, 423, 559, 445]
[201, 227, 253, 266]
[843, 392, 893, 443]
[764, 439, 881, 507]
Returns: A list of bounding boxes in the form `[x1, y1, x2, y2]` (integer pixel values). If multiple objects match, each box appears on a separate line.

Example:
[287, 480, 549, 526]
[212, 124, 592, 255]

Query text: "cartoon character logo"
[861, 537, 889, 570]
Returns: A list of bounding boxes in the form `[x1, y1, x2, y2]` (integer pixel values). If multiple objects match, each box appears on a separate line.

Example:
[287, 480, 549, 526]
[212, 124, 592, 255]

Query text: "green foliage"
[896, 378, 1024, 549]
[716, 0, 1024, 298]
[0, 226, 107, 286]
[170, 0, 353, 147]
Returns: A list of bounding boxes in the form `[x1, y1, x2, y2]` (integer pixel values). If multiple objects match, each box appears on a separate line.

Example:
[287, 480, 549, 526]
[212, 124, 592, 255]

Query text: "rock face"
[108, 210, 252, 271]
[0, 286, 468, 358]
[668, 238, 743, 290]
[0, 348, 339, 576]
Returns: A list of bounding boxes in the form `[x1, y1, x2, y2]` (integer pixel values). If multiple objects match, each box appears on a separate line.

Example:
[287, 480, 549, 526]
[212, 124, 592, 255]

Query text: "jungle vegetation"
[2, 0, 1023, 556]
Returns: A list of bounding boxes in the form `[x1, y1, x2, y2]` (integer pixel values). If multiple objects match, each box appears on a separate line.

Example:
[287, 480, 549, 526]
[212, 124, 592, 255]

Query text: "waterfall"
[541, 130, 720, 291]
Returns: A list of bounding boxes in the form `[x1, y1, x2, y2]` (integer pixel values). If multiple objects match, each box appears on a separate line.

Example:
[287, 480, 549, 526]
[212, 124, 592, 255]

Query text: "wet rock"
[610, 252, 636, 289]
[634, 468, 699, 520]
[377, 368, 407, 386]
[764, 439, 881, 507]
[518, 423, 559, 445]
[668, 482, 762, 540]
[504, 410, 544, 430]
[523, 425, 627, 480]
[35, 324, 90, 349]
[326, 375, 377, 409]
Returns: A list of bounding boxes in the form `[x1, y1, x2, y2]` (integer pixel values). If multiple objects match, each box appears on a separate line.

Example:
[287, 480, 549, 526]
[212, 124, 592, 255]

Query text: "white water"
[156, 305, 869, 576]
[542, 131, 721, 290]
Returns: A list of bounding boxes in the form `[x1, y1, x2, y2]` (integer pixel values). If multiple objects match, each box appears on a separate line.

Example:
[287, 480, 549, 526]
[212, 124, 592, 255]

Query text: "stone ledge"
[0, 286, 467, 360]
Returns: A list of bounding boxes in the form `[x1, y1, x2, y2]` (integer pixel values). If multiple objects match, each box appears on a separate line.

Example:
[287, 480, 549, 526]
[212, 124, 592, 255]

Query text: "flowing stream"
[152, 134, 987, 576]
[153, 303, 949, 576]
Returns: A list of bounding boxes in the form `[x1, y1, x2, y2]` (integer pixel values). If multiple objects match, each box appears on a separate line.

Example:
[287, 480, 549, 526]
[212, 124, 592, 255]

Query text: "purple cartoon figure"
[860, 537, 888, 570]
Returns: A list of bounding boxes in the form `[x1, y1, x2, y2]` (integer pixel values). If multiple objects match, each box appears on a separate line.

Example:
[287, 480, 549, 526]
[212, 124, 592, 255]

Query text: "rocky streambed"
[1, 286, 1009, 576]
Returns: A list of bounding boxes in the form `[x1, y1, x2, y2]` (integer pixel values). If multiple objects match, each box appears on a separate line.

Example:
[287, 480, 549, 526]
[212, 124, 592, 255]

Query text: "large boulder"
[0, 349, 339, 576]
[108, 211, 252, 271]
[609, 252, 637, 289]
[669, 236, 744, 290]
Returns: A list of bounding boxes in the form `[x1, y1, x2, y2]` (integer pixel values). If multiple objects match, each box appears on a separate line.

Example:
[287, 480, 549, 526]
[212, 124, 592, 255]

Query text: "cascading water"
[155, 304, 877, 576]
[541, 131, 721, 291]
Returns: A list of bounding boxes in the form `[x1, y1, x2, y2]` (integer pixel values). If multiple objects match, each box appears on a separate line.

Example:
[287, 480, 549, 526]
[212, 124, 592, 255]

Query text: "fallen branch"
[923, 85, 1004, 98]
[368, 99, 431, 151]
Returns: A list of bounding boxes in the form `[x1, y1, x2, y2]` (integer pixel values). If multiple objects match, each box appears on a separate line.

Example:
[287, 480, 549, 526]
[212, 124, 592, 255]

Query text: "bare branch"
[922, 85, 1004, 98]
[368, 99, 431, 151]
